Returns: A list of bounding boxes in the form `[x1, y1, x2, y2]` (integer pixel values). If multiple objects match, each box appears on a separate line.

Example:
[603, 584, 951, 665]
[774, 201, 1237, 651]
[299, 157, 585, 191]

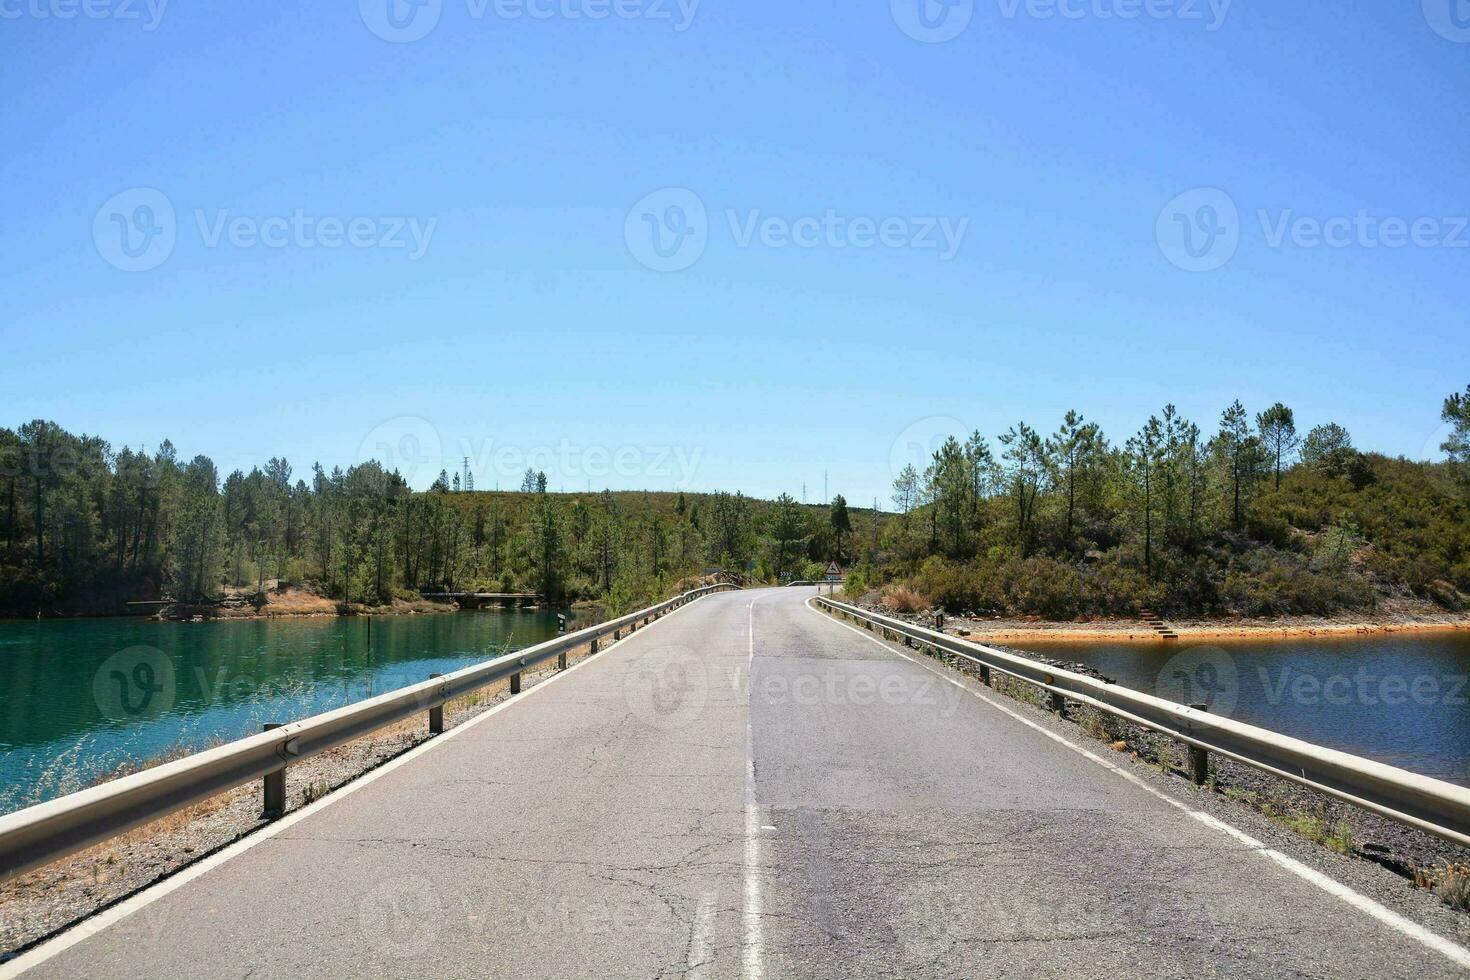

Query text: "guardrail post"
[428, 674, 445, 735]
[510, 670, 522, 695]
[558, 648, 567, 670]
[20, 590, 1470, 887]
[1188, 704, 1210, 785]
[263, 723, 286, 819]
[590, 637, 599, 654]
[978, 664, 991, 686]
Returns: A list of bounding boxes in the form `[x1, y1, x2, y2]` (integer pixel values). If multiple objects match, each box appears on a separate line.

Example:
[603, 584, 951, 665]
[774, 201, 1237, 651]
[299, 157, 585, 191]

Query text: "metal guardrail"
[0, 583, 739, 883]
[814, 596, 1470, 849]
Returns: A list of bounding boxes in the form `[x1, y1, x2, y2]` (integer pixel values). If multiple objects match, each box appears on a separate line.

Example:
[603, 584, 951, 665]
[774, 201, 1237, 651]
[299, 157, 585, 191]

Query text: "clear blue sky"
[2, 1, 1466, 506]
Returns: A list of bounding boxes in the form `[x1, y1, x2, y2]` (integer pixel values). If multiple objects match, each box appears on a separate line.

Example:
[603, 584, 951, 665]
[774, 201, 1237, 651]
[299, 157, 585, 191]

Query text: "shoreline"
[851, 588, 1470, 644]
[0, 594, 602, 625]
[950, 615, 1470, 644]
[0, 602, 464, 624]
[0, 600, 556, 624]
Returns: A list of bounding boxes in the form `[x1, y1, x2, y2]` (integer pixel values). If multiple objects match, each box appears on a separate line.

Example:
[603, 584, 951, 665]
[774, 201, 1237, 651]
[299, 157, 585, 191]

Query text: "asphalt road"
[13, 587, 1470, 978]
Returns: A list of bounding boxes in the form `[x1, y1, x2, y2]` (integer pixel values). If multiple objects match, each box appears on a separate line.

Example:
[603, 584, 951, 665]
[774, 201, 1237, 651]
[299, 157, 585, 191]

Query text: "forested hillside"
[4, 385, 1467, 621]
[859, 389, 1470, 619]
[0, 423, 872, 617]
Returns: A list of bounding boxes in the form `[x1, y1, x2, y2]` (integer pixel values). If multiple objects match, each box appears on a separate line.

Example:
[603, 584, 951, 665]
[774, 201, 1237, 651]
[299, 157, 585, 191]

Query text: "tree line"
[863, 388, 1470, 618]
[5, 386, 1466, 620]
[0, 423, 869, 616]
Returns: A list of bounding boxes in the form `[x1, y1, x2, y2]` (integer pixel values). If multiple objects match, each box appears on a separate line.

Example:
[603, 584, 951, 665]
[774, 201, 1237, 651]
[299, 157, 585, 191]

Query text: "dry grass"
[211, 584, 459, 619]
[1417, 863, 1470, 912]
[991, 672, 1044, 707]
[880, 586, 929, 614]
[212, 585, 337, 618]
[1076, 706, 1130, 745]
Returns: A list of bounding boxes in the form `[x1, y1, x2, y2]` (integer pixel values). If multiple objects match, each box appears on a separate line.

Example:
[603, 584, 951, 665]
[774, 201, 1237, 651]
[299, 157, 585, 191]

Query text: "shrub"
[1219, 546, 1374, 616]
[911, 557, 1011, 613]
[1418, 863, 1470, 912]
[912, 558, 976, 611]
[880, 585, 928, 614]
[1086, 556, 1156, 617]
[1155, 555, 1219, 616]
[1439, 867, 1470, 912]
[1003, 557, 1087, 619]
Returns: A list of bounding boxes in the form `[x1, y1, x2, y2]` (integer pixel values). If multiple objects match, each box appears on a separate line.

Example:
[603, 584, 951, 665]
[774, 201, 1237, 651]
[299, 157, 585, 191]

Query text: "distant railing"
[813, 595, 1470, 849]
[0, 584, 739, 882]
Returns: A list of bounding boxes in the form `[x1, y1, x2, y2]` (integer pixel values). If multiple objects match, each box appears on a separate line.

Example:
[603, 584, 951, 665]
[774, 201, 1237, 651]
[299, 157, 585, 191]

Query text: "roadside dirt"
[867, 592, 1470, 643]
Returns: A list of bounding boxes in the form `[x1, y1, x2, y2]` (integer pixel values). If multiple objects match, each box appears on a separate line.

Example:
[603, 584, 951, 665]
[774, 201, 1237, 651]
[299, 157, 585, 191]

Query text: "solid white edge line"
[742, 596, 765, 980]
[803, 596, 1470, 971]
[1, 595, 718, 979]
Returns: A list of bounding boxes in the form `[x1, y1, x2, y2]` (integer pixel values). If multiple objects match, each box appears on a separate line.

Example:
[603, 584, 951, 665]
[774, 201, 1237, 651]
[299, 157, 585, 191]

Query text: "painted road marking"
[743, 596, 765, 980]
[806, 597, 1470, 972]
[1, 596, 717, 979]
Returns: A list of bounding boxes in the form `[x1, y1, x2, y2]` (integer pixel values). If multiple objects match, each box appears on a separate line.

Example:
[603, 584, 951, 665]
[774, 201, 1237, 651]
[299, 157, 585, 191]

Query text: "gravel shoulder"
[957, 612, 1470, 643]
[852, 596, 1470, 917]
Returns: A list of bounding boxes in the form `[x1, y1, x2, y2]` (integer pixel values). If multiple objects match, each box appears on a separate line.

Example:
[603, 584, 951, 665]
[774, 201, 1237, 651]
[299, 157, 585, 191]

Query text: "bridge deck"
[15, 588, 1469, 978]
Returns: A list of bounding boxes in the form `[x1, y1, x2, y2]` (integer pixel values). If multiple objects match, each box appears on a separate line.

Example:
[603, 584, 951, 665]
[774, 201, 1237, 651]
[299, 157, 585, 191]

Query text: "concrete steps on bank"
[1138, 609, 1180, 641]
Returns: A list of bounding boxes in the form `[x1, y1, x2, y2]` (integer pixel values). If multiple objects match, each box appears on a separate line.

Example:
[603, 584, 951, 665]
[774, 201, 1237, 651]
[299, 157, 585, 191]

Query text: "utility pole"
[823, 471, 828, 505]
